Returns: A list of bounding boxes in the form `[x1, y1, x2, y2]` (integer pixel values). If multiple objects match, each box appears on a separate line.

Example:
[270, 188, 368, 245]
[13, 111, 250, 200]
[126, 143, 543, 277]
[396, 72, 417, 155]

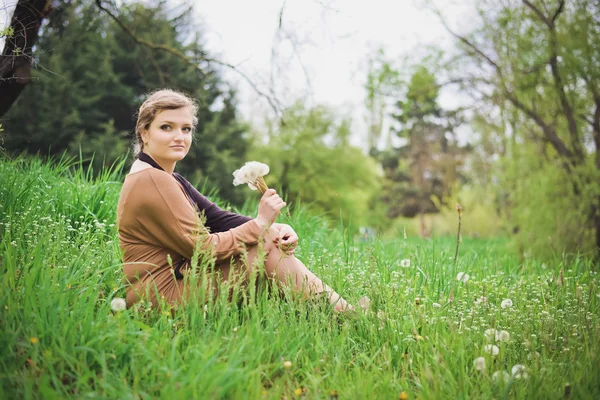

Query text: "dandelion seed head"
[498, 330, 510, 342]
[473, 356, 486, 371]
[501, 299, 513, 308]
[110, 297, 126, 312]
[492, 370, 510, 382]
[233, 161, 269, 187]
[511, 364, 528, 379]
[400, 259, 411, 268]
[457, 272, 469, 282]
[484, 328, 499, 341]
[484, 344, 500, 357]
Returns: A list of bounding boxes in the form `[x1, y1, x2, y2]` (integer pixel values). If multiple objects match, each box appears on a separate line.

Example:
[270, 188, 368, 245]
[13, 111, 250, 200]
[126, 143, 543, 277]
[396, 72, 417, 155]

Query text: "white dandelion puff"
[501, 299, 513, 308]
[456, 272, 469, 282]
[432, 302, 441, 308]
[492, 370, 510, 382]
[498, 330, 510, 342]
[511, 364, 528, 379]
[110, 297, 126, 312]
[485, 328, 499, 341]
[473, 357, 486, 371]
[484, 344, 500, 357]
[400, 259, 411, 268]
[232, 161, 270, 193]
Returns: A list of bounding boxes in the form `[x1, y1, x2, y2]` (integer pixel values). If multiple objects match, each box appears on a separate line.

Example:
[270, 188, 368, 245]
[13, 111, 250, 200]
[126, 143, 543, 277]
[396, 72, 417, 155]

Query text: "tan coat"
[116, 168, 262, 306]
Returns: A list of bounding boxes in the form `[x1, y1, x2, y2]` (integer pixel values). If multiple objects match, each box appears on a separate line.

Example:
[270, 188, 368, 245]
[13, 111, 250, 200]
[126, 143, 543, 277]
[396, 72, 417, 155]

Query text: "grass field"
[1, 156, 599, 399]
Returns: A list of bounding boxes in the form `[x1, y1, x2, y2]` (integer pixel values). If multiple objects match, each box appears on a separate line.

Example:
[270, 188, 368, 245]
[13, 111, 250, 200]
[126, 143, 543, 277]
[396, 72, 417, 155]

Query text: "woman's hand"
[255, 189, 286, 230]
[272, 223, 299, 255]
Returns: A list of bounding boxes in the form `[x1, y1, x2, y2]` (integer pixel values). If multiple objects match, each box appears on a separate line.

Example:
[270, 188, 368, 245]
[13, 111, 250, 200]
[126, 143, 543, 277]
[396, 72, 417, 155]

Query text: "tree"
[364, 48, 401, 155]
[3, 0, 251, 204]
[438, 0, 600, 257]
[249, 103, 381, 227]
[382, 66, 464, 236]
[0, 0, 53, 117]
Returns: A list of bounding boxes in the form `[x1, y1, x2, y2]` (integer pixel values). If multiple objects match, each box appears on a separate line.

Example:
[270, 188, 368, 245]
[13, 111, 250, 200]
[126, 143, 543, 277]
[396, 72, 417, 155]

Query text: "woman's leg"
[211, 243, 353, 311]
[213, 230, 353, 312]
[259, 246, 353, 312]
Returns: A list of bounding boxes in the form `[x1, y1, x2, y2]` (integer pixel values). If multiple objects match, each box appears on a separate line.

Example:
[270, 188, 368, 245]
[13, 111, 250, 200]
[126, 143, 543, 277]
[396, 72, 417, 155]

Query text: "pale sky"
[194, 0, 476, 142]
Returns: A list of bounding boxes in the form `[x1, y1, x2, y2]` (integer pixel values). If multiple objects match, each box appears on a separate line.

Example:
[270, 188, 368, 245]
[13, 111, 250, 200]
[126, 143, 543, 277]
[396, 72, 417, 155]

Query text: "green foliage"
[503, 145, 599, 259]
[446, 0, 600, 257]
[1, 156, 599, 398]
[364, 47, 402, 153]
[373, 65, 465, 229]
[249, 103, 381, 227]
[3, 0, 250, 204]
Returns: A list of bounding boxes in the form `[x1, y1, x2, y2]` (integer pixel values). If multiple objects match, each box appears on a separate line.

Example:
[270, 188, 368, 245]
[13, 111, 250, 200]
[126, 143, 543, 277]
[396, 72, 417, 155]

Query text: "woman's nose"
[173, 129, 185, 140]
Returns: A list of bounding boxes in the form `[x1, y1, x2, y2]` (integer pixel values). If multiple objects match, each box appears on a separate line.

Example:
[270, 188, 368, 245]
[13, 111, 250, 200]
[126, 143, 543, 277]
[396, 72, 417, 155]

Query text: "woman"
[117, 89, 353, 312]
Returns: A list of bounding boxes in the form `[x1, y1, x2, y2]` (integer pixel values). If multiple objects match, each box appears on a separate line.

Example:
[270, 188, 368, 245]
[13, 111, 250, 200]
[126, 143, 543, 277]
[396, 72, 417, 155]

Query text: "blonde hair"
[133, 89, 199, 157]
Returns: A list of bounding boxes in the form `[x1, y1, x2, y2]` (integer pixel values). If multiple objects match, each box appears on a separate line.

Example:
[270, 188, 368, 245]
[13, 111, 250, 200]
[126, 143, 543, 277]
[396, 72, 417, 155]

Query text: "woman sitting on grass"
[117, 89, 353, 312]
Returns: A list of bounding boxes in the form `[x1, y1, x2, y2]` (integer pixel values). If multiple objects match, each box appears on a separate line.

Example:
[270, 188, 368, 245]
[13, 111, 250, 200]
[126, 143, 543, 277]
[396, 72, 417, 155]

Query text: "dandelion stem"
[454, 203, 462, 264]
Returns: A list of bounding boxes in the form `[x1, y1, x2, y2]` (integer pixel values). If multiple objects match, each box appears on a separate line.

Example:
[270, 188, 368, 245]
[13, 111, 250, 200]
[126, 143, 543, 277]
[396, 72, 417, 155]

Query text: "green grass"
[1, 155, 599, 399]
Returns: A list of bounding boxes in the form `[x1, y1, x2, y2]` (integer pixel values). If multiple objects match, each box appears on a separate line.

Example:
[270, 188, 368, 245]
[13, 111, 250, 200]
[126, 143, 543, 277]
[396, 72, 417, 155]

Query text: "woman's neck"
[141, 152, 176, 174]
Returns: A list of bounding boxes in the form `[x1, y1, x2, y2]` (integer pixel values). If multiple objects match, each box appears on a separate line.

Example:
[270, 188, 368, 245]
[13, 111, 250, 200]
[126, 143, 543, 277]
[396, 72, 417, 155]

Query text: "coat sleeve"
[178, 178, 252, 232]
[138, 170, 263, 261]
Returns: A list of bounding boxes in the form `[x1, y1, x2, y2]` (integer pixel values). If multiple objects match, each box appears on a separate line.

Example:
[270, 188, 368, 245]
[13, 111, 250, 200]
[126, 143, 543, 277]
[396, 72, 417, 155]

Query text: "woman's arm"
[177, 176, 252, 233]
[138, 170, 262, 262]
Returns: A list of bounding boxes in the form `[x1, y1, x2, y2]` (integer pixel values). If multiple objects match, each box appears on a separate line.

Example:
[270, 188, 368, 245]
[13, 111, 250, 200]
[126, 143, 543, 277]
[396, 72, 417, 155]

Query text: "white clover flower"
[511, 364, 528, 379]
[484, 344, 500, 357]
[110, 297, 126, 312]
[498, 330, 510, 342]
[432, 302, 441, 308]
[501, 299, 513, 308]
[400, 259, 411, 268]
[456, 272, 469, 283]
[473, 357, 486, 371]
[232, 161, 270, 192]
[484, 328, 499, 341]
[492, 370, 510, 382]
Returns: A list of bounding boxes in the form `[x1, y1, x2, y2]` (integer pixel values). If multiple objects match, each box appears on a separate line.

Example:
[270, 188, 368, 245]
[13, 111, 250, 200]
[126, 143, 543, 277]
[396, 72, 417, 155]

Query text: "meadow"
[0, 156, 599, 399]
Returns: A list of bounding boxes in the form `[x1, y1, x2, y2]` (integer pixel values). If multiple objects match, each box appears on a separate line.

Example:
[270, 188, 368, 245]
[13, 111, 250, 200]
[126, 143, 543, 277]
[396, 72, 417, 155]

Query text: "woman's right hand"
[255, 189, 286, 229]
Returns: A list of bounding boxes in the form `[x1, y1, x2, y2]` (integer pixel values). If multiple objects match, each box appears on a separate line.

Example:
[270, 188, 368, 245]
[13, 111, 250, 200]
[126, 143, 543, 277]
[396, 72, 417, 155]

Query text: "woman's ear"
[141, 130, 149, 146]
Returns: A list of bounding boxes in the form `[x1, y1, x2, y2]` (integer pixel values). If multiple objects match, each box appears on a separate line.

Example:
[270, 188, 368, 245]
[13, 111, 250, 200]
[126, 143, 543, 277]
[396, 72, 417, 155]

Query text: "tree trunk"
[0, 0, 52, 117]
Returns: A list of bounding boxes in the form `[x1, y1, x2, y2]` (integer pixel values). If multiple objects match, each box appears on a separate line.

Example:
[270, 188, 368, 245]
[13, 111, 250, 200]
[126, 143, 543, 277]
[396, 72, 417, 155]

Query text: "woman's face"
[142, 107, 194, 167]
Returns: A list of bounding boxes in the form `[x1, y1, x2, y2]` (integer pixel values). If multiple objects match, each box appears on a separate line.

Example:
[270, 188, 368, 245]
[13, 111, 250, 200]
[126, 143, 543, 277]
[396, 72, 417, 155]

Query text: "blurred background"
[1, 0, 599, 260]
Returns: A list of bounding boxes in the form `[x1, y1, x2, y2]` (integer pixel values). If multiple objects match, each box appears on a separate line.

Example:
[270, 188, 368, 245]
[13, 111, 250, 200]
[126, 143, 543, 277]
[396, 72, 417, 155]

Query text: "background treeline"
[1, 0, 599, 260]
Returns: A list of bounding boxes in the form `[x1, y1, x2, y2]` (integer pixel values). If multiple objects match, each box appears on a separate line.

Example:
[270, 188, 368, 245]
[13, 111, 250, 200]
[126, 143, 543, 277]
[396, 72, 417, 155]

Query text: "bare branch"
[436, 8, 576, 162]
[522, 0, 552, 27]
[551, 0, 565, 24]
[439, 16, 502, 75]
[528, 0, 584, 159]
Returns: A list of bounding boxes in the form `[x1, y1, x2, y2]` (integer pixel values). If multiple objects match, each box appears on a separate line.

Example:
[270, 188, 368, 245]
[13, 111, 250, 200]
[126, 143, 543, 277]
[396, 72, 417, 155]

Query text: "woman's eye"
[183, 127, 192, 133]
[160, 125, 171, 131]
